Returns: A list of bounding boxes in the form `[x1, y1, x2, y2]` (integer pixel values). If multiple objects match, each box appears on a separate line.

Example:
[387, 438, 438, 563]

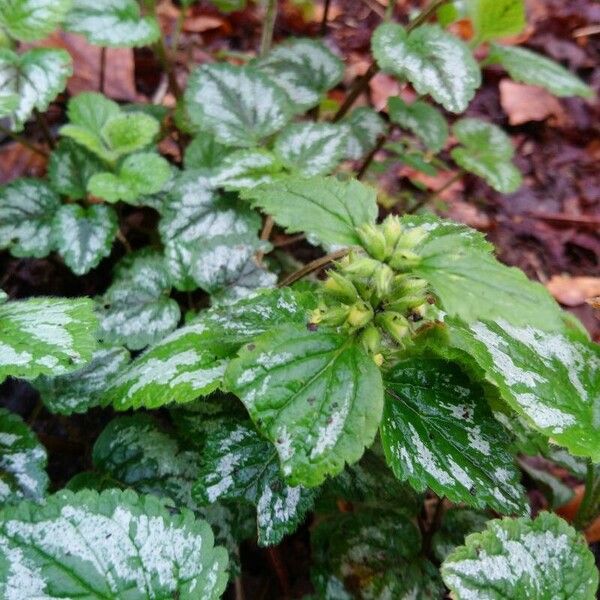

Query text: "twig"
[278, 248, 350, 287]
[357, 131, 388, 179]
[265, 547, 291, 598]
[259, 0, 278, 57]
[320, 0, 332, 36]
[407, 170, 463, 214]
[0, 124, 49, 158]
[34, 110, 55, 150]
[234, 576, 245, 600]
[274, 233, 305, 247]
[99, 46, 107, 94]
[574, 459, 600, 531]
[332, 0, 446, 122]
[422, 496, 445, 558]
[116, 229, 133, 253]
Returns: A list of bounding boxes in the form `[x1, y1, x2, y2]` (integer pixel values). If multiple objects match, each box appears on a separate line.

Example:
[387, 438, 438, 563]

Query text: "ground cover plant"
[0, 0, 599, 597]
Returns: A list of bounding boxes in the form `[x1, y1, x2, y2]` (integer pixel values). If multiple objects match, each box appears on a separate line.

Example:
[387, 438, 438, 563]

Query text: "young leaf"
[88, 152, 171, 203]
[51, 204, 118, 275]
[441, 512, 598, 600]
[488, 43, 594, 98]
[388, 96, 448, 152]
[60, 93, 160, 163]
[381, 358, 526, 514]
[194, 420, 316, 546]
[225, 324, 384, 487]
[403, 215, 566, 330]
[432, 507, 489, 562]
[0, 296, 97, 381]
[48, 139, 104, 200]
[102, 288, 315, 410]
[451, 118, 522, 193]
[242, 175, 378, 247]
[468, 0, 525, 42]
[274, 122, 348, 176]
[185, 63, 292, 147]
[65, 0, 161, 47]
[212, 149, 283, 190]
[431, 318, 600, 462]
[341, 106, 386, 160]
[312, 509, 443, 599]
[0, 408, 48, 504]
[0, 179, 60, 258]
[99, 252, 180, 350]
[159, 172, 261, 291]
[0, 489, 229, 599]
[34, 346, 130, 414]
[0, 0, 71, 42]
[184, 134, 235, 170]
[255, 38, 344, 112]
[0, 48, 72, 131]
[372, 23, 481, 113]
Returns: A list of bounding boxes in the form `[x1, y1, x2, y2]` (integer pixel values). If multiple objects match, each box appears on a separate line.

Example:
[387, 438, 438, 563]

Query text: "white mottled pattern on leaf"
[0, 408, 48, 504]
[0, 297, 97, 381]
[0, 0, 71, 41]
[0, 48, 72, 131]
[441, 512, 598, 600]
[0, 179, 60, 258]
[185, 63, 292, 147]
[255, 38, 344, 111]
[0, 489, 228, 599]
[225, 325, 384, 487]
[274, 122, 348, 176]
[381, 359, 526, 514]
[341, 106, 386, 160]
[212, 149, 282, 190]
[372, 23, 481, 113]
[65, 0, 161, 47]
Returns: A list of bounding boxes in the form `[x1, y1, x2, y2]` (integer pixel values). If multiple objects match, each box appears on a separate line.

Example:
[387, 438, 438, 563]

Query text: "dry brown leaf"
[0, 142, 47, 184]
[499, 79, 566, 125]
[370, 73, 401, 112]
[546, 275, 600, 306]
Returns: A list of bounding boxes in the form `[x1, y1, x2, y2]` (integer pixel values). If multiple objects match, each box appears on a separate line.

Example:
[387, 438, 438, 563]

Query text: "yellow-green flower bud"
[382, 215, 403, 248]
[360, 325, 381, 354]
[342, 256, 381, 278]
[376, 311, 410, 343]
[324, 271, 359, 303]
[319, 306, 351, 326]
[356, 223, 388, 261]
[347, 301, 374, 329]
[374, 263, 394, 300]
[388, 249, 422, 271]
[386, 295, 428, 313]
[389, 276, 428, 300]
[395, 226, 428, 251]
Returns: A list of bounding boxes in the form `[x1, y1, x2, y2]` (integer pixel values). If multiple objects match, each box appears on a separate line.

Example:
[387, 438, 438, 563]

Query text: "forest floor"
[0, 0, 599, 597]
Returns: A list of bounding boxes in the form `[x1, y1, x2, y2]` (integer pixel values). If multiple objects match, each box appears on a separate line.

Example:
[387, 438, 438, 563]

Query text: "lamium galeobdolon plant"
[0, 0, 598, 597]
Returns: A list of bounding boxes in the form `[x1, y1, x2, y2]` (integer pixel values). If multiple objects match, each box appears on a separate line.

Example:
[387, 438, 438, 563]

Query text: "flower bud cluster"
[310, 216, 435, 360]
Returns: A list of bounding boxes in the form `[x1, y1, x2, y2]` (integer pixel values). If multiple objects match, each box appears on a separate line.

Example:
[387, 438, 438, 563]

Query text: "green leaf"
[341, 106, 386, 161]
[185, 63, 292, 147]
[274, 122, 348, 176]
[0, 488, 229, 599]
[48, 139, 104, 200]
[0, 178, 60, 258]
[488, 43, 594, 98]
[60, 92, 160, 163]
[51, 204, 118, 275]
[242, 175, 378, 247]
[468, 0, 525, 42]
[432, 508, 489, 562]
[209, 0, 246, 13]
[159, 172, 261, 291]
[88, 152, 171, 203]
[312, 509, 443, 600]
[184, 134, 235, 170]
[65, 0, 161, 47]
[372, 23, 481, 113]
[99, 252, 180, 350]
[381, 358, 526, 514]
[451, 118, 521, 193]
[519, 460, 574, 509]
[225, 324, 384, 487]
[430, 318, 600, 462]
[194, 420, 316, 546]
[388, 97, 448, 152]
[212, 149, 283, 191]
[0, 48, 71, 131]
[102, 287, 315, 410]
[0, 296, 97, 381]
[441, 512, 598, 600]
[0, 408, 47, 504]
[403, 215, 565, 330]
[255, 38, 344, 112]
[34, 346, 130, 414]
[0, 0, 71, 41]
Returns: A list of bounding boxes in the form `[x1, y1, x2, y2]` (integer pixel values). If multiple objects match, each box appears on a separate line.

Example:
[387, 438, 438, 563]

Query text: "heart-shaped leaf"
[468, 0, 525, 43]
[341, 106, 386, 160]
[0, 0, 71, 41]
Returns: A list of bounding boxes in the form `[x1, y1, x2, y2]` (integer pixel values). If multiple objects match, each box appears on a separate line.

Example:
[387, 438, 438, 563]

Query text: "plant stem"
[357, 130, 388, 179]
[332, 0, 446, 122]
[0, 124, 49, 158]
[34, 110, 55, 149]
[320, 0, 332, 36]
[259, 0, 278, 57]
[99, 46, 107, 94]
[574, 460, 600, 531]
[407, 170, 463, 214]
[278, 248, 350, 287]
